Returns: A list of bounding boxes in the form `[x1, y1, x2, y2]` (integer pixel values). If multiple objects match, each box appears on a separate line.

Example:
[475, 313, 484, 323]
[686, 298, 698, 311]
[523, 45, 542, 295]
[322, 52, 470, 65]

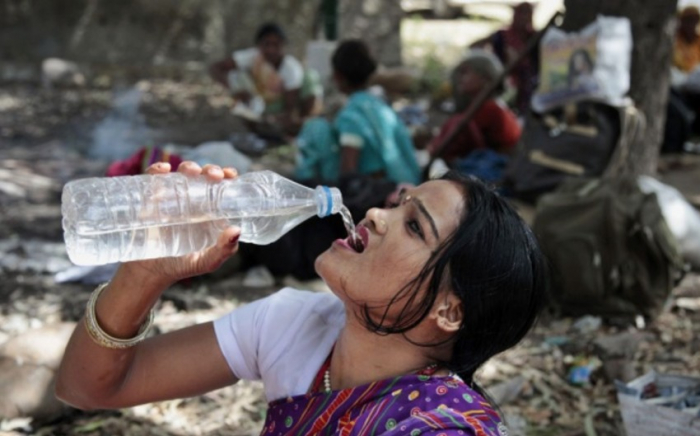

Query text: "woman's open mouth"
[335, 225, 369, 253]
[349, 225, 369, 253]
[348, 235, 364, 253]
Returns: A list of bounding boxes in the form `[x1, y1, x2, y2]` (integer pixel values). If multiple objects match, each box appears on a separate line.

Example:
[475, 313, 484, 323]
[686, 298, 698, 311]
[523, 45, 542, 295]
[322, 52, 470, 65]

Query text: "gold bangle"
[84, 282, 155, 349]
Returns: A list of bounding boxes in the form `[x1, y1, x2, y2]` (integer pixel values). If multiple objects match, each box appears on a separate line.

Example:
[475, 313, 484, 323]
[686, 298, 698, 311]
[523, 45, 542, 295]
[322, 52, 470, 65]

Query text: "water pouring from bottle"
[338, 205, 363, 253]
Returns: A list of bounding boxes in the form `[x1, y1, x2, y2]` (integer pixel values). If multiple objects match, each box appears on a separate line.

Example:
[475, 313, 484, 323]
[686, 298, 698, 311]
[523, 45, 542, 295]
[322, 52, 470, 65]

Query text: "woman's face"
[258, 34, 285, 67]
[315, 180, 465, 323]
[458, 65, 486, 96]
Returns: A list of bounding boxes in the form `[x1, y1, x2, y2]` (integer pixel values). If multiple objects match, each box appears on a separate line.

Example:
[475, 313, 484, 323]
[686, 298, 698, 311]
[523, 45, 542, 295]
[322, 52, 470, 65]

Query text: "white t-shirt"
[213, 288, 345, 402]
[232, 47, 304, 90]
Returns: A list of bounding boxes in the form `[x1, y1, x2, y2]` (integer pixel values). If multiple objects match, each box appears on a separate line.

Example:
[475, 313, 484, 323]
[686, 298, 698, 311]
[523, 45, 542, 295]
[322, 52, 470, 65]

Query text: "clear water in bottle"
[62, 171, 343, 265]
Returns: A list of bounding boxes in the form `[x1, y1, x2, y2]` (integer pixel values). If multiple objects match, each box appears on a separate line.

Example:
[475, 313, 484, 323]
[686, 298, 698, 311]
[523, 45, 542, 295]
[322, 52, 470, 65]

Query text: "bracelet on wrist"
[83, 282, 155, 349]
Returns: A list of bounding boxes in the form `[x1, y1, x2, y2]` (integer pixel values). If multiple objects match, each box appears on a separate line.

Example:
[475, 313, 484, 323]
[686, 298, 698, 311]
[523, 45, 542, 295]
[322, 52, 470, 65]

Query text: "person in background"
[295, 39, 421, 186]
[210, 22, 322, 135]
[670, 6, 700, 141]
[428, 50, 521, 166]
[674, 6, 700, 74]
[240, 41, 420, 281]
[105, 146, 182, 177]
[472, 2, 538, 114]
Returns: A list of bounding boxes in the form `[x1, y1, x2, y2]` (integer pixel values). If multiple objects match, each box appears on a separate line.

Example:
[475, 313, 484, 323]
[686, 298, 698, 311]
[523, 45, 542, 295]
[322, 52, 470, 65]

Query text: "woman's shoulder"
[334, 93, 374, 125]
[353, 92, 401, 122]
[217, 287, 344, 335]
[343, 90, 388, 109]
[213, 287, 344, 400]
[476, 99, 519, 126]
[268, 287, 343, 321]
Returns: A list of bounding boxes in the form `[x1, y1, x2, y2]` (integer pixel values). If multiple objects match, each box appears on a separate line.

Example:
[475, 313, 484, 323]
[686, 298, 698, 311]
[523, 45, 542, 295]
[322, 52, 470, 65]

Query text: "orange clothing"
[430, 99, 521, 164]
[674, 35, 700, 72]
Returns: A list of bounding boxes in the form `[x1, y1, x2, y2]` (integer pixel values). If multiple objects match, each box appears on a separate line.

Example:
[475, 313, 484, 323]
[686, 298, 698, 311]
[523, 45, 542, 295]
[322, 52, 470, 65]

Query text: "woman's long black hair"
[361, 171, 548, 391]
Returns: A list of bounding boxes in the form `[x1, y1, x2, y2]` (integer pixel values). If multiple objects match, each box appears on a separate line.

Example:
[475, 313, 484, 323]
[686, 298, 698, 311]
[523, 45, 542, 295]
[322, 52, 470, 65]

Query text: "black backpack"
[533, 177, 685, 319]
[504, 102, 621, 202]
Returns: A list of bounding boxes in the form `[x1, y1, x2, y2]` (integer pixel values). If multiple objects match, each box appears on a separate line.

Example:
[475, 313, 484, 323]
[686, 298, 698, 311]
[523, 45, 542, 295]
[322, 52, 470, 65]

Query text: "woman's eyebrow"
[413, 197, 439, 240]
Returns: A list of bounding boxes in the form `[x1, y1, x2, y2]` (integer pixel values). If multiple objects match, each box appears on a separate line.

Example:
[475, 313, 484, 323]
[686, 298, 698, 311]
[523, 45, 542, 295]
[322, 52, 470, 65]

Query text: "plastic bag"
[533, 16, 632, 112]
[638, 175, 700, 270]
[182, 141, 252, 174]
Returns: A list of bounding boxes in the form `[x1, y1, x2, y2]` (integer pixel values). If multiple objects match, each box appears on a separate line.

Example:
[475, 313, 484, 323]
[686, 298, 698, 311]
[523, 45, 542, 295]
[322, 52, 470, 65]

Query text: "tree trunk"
[338, 0, 403, 67]
[562, 0, 678, 176]
[201, 0, 226, 62]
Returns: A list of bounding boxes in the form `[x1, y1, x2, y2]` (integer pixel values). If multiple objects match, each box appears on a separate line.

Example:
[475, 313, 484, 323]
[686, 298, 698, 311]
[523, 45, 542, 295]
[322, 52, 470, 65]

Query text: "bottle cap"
[315, 186, 343, 217]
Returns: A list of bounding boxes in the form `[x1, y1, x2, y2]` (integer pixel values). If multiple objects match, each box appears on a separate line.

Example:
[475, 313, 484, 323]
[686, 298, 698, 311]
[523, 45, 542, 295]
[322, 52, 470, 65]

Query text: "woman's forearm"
[55, 265, 170, 409]
[93, 264, 171, 338]
[56, 162, 242, 410]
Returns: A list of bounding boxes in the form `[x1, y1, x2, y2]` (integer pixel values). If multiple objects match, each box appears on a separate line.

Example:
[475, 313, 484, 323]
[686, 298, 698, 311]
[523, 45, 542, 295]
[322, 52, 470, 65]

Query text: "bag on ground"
[533, 177, 685, 319]
[504, 102, 621, 202]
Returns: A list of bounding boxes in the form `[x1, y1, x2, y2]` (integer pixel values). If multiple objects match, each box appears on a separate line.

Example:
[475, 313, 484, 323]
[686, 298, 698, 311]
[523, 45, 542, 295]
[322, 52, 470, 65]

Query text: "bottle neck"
[315, 186, 343, 217]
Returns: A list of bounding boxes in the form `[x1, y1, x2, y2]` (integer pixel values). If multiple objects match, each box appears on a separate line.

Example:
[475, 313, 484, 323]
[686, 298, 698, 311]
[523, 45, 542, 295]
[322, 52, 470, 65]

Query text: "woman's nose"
[366, 208, 388, 235]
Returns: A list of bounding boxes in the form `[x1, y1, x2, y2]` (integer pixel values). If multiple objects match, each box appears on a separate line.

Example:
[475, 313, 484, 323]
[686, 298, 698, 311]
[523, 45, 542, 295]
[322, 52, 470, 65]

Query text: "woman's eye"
[387, 201, 400, 209]
[408, 219, 423, 238]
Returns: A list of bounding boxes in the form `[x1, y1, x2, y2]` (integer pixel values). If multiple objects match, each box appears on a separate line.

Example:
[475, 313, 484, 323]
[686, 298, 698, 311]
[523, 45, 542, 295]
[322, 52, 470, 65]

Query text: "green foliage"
[417, 53, 448, 95]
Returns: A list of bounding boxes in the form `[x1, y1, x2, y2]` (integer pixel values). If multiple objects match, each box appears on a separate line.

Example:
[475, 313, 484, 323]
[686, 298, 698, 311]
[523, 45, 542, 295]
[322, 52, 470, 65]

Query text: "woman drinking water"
[56, 160, 547, 435]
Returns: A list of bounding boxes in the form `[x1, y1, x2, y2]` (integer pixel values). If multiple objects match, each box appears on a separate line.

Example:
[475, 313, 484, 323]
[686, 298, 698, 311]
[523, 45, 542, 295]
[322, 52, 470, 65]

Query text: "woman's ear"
[434, 293, 463, 333]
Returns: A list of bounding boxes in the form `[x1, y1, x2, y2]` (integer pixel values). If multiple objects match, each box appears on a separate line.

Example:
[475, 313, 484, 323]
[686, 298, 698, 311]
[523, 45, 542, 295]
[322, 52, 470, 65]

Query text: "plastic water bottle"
[62, 170, 343, 266]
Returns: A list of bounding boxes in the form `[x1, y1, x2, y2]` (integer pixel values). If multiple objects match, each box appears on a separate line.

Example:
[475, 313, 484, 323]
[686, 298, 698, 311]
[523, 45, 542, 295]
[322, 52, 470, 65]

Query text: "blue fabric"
[294, 118, 340, 182]
[295, 91, 420, 185]
[453, 149, 509, 184]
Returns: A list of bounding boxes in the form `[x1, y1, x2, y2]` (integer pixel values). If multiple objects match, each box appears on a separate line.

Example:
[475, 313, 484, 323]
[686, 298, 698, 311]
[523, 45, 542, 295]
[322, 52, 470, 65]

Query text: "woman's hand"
[119, 161, 242, 288]
[55, 161, 242, 410]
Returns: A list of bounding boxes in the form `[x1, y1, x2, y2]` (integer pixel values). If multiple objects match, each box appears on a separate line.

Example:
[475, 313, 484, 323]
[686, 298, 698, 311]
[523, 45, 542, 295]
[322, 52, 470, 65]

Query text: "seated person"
[57, 160, 547, 436]
[209, 22, 321, 135]
[240, 40, 420, 280]
[471, 2, 538, 114]
[295, 40, 421, 186]
[429, 51, 522, 165]
[673, 6, 700, 74]
[671, 6, 700, 138]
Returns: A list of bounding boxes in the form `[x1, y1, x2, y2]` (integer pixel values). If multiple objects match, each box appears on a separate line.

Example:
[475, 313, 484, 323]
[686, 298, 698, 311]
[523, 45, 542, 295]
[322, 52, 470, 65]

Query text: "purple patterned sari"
[259, 363, 507, 436]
